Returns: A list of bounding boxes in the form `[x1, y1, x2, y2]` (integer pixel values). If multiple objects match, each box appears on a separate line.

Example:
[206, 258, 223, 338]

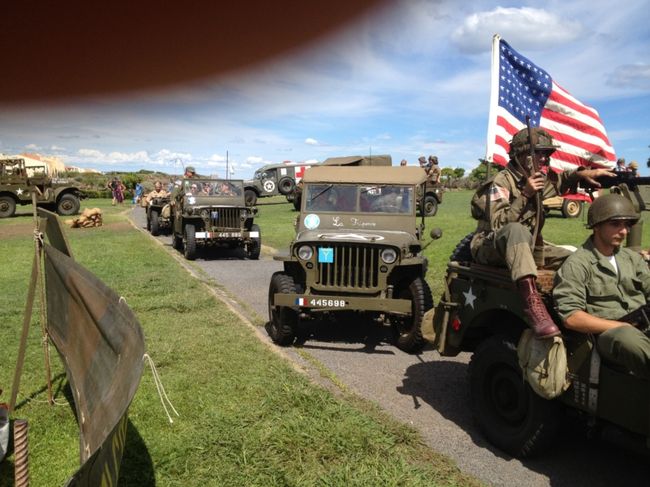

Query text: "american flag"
[486, 35, 616, 171]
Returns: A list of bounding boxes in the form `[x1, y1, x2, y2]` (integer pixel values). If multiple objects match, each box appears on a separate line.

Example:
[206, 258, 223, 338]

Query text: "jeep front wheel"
[245, 189, 257, 206]
[0, 196, 16, 218]
[266, 272, 298, 345]
[56, 194, 80, 216]
[183, 223, 197, 260]
[393, 276, 433, 353]
[150, 209, 160, 236]
[423, 195, 438, 216]
[247, 224, 261, 260]
[470, 336, 559, 458]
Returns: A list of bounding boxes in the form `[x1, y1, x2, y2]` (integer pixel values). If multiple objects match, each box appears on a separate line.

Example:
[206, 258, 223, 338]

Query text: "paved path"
[131, 207, 649, 487]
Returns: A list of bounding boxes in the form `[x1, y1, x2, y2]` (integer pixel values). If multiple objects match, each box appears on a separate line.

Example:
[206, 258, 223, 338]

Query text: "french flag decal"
[296, 297, 305, 306]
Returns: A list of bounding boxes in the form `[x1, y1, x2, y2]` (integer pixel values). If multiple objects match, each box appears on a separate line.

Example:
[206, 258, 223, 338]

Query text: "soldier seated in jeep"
[267, 166, 437, 353]
[554, 194, 650, 379]
[470, 127, 613, 338]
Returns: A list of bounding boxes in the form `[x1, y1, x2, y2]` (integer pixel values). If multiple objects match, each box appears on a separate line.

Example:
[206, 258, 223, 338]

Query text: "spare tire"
[450, 232, 475, 263]
[278, 177, 295, 195]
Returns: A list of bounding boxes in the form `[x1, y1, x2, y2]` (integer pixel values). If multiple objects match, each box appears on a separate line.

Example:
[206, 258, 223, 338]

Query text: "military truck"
[170, 178, 260, 260]
[0, 157, 85, 218]
[267, 166, 438, 353]
[145, 196, 171, 236]
[425, 179, 650, 458]
[243, 161, 315, 206]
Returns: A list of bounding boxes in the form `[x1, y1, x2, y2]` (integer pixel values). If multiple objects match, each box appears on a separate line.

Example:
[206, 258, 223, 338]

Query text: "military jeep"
[146, 196, 171, 236]
[267, 166, 437, 353]
[426, 227, 650, 458]
[0, 157, 85, 218]
[170, 178, 260, 260]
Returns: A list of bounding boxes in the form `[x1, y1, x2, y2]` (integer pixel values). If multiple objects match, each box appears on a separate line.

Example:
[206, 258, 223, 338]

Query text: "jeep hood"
[296, 229, 419, 249]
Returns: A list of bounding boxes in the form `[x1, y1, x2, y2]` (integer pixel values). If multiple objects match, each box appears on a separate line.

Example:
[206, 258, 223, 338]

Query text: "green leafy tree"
[440, 167, 455, 185]
[453, 167, 465, 179]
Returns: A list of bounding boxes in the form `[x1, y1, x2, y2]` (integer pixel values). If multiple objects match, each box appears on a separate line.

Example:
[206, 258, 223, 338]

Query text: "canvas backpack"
[517, 329, 571, 399]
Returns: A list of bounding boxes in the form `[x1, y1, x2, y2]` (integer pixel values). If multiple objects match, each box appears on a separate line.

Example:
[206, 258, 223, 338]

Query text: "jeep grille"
[210, 208, 240, 229]
[315, 244, 381, 291]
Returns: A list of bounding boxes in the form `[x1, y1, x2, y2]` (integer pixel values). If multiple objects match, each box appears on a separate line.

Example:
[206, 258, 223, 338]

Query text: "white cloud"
[452, 7, 582, 54]
[25, 143, 41, 150]
[305, 137, 318, 145]
[77, 148, 104, 159]
[607, 63, 650, 90]
[50, 145, 66, 151]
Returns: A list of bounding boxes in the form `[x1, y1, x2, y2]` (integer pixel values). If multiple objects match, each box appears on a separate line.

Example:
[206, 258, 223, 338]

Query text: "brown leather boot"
[516, 276, 561, 339]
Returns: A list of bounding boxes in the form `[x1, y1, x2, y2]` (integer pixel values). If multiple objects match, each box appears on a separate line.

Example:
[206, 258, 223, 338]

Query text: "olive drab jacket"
[553, 237, 650, 321]
[470, 161, 580, 253]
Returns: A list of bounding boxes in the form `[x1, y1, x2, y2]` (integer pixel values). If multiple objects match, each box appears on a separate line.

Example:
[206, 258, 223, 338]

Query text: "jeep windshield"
[305, 183, 413, 214]
[183, 179, 243, 198]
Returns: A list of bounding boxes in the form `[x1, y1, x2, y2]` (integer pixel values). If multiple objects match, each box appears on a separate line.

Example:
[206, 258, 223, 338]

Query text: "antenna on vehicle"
[226, 150, 229, 180]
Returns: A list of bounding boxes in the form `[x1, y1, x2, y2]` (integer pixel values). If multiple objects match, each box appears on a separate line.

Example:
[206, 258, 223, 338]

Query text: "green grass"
[0, 200, 480, 486]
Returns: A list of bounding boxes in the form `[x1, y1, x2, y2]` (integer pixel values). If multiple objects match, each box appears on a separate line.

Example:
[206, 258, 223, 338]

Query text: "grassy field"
[0, 200, 480, 486]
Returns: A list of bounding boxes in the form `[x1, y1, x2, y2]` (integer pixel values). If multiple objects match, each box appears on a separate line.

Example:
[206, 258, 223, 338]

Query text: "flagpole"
[485, 34, 501, 179]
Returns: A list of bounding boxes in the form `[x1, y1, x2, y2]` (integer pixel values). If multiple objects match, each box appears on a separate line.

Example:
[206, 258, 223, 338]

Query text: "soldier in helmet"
[427, 155, 441, 183]
[470, 127, 613, 338]
[554, 194, 650, 379]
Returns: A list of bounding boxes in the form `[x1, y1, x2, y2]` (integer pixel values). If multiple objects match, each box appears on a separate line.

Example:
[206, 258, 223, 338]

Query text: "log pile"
[66, 208, 103, 228]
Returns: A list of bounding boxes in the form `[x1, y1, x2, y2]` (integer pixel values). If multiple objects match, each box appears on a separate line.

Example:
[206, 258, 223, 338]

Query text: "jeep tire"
[423, 195, 438, 217]
[266, 272, 298, 345]
[469, 336, 559, 458]
[0, 195, 16, 218]
[245, 189, 257, 206]
[183, 223, 197, 260]
[150, 209, 160, 236]
[247, 223, 261, 260]
[394, 276, 433, 353]
[56, 194, 80, 216]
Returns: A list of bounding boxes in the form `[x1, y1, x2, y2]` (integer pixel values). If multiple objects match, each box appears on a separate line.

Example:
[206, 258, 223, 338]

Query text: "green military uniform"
[554, 237, 650, 379]
[470, 161, 580, 281]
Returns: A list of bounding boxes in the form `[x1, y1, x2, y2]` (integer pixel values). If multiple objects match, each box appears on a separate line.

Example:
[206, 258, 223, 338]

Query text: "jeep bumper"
[273, 293, 412, 315]
[195, 230, 259, 240]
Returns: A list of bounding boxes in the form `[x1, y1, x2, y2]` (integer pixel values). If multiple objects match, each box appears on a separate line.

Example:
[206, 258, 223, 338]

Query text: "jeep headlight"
[381, 248, 398, 264]
[297, 245, 313, 260]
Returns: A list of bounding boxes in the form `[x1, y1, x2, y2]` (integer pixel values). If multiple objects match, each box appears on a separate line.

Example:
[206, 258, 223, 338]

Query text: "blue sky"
[1, 0, 648, 178]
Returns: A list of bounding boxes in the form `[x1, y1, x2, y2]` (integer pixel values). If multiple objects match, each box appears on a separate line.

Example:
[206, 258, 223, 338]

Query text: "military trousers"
[472, 222, 571, 282]
[597, 326, 650, 380]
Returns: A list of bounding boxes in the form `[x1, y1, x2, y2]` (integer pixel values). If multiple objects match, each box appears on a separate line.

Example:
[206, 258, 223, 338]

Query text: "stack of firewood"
[66, 208, 103, 228]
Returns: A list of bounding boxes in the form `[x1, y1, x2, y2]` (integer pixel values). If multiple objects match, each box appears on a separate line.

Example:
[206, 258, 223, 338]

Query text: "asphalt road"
[131, 207, 649, 487]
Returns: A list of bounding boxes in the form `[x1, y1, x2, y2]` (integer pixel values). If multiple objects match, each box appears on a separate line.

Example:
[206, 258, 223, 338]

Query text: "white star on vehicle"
[16, 188, 24, 195]
[463, 287, 476, 309]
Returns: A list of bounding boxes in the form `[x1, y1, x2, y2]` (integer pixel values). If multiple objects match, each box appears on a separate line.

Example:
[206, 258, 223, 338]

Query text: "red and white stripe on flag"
[486, 36, 616, 171]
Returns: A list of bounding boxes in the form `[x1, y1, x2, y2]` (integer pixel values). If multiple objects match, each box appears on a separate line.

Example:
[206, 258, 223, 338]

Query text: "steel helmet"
[587, 193, 639, 229]
[509, 127, 558, 158]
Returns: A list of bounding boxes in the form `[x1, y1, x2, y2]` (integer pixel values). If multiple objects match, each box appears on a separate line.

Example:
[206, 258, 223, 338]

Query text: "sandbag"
[517, 329, 571, 399]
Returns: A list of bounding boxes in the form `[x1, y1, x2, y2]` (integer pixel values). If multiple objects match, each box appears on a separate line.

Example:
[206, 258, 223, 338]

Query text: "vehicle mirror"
[430, 228, 443, 240]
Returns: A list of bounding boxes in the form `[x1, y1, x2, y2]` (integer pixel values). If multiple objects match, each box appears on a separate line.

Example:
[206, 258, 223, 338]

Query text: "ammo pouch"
[517, 329, 571, 399]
